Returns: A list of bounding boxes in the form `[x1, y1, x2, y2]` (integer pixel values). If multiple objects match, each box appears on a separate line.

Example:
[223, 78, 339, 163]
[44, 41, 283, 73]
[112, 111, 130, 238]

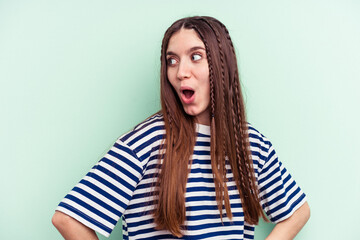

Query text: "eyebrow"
[166, 46, 206, 56]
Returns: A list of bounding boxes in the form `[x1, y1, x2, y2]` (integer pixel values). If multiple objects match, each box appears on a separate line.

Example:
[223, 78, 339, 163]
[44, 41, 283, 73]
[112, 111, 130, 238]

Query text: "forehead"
[167, 28, 205, 52]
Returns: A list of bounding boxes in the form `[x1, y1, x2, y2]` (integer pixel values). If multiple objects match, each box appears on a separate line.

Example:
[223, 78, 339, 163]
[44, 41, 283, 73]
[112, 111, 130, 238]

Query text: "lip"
[180, 86, 195, 104]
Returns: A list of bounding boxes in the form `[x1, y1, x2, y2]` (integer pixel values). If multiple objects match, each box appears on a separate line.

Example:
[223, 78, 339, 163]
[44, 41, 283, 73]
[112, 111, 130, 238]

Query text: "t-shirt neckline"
[195, 123, 211, 135]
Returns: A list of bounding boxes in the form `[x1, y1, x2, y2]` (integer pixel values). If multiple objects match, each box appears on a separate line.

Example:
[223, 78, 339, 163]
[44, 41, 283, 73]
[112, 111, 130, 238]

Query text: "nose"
[177, 59, 191, 80]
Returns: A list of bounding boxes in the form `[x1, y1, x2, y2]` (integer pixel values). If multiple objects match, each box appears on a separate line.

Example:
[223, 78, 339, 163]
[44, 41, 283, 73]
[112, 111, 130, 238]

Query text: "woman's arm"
[266, 201, 310, 240]
[52, 211, 99, 240]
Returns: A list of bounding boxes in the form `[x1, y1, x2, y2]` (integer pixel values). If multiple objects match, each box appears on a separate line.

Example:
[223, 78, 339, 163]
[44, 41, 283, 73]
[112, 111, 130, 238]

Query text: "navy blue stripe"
[79, 179, 128, 210]
[131, 226, 243, 239]
[86, 172, 132, 201]
[141, 172, 159, 180]
[186, 220, 243, 230]
[120, 115, 163, 142]
[72, 186, 122, 217]
[58, 116, 306, 240]
[186, 185, 238, 193]
[249, 141, 269, 153]
[265, 177, 291, 202]
[195, 141, 210, 146]
[108, 144, 142, 172]
[100, 157, 140, 183]
[268, 186, 301, 216]
[244, 225, 255, 231]
[144, 162, 160, 171]
[244, 233, 254, 239]
[131, 230, 175, 240]
[133, 115, 164, 132]
[62, 194, 117, 225]
[197, 132, 210, 138]
[189, 168, 213, 174]
[185, 193, 242, 202]
[259, 175, 282, 193]
[187, 177, 215, 183]
[248, 133, 270, 146]
[192, 159, 211, 165]
[193, 150, 210, 155]
[250, 149, 267, 162]
[95, 165, 136, 192]
[129, 125, 164, 147]
[271, 193, 306, 222]
[112, 142, 140, 162]
[135, 134, 165, 160]
[58, 202, 113, 234]
[127, 218, 154, 228]
[125, 208, 155, 218]
[271, 180, 296, 207]
[183, 229, 244, 239]
[125, 200, 156, 211]
[267, 147, 276, 160]
[186, 203, 243, 211]
[258, 158, 284, 186]
[186, 214, 244, 222]
[131, 191, 154, 200]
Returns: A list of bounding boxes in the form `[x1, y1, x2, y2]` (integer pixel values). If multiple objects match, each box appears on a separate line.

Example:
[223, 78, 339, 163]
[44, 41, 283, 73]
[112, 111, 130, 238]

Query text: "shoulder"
[247, 123, 274, 171]
[117, 113, 165, 156]
[247, 123, 272, 151]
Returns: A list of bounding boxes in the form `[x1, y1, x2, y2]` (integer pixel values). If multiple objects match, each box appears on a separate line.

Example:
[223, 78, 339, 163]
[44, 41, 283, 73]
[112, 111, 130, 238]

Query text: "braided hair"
[155, 16, 267, 237]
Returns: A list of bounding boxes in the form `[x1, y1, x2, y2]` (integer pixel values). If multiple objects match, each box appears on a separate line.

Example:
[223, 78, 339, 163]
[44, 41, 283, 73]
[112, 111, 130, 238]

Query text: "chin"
[183, 108, 198, 117]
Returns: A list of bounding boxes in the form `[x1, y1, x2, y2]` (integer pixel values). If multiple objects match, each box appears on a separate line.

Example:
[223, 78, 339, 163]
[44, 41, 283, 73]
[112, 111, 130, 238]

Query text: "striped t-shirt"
[56, 114, 306, 239]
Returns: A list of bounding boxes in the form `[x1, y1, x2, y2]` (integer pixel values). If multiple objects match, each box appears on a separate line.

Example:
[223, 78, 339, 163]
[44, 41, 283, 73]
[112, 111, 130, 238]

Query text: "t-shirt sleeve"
[257, 142, 307, 223]
[56, 138, 144, 237]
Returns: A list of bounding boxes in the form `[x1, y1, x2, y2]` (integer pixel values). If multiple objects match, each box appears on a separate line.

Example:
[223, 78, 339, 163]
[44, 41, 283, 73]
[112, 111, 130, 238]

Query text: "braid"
[220, 22, 262, 219]
[197, 17, 234, 220]
[219, 22, 236, 56]
[234, 77, 255, 190]
[199, 31, 215, 118]
[156, 16, 267, 237]
[230, 93, 249, 196]
[216, 21, 264, 221]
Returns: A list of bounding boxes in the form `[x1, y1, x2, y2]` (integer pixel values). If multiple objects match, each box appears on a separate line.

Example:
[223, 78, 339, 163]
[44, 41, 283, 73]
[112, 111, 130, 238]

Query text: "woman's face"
[166, 28, 211, 125]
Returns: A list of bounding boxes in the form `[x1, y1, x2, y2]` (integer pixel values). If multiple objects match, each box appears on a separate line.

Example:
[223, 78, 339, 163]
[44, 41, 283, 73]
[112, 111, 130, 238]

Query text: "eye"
[192, 53, 202, 61]
[167, 58, 177, 66]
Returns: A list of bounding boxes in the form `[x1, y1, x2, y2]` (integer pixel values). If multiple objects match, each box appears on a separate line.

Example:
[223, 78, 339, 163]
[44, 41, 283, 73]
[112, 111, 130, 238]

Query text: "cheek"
[199, 67, 210, 88]
[167, 70, 176, 88]
[202, 73, 210, 94]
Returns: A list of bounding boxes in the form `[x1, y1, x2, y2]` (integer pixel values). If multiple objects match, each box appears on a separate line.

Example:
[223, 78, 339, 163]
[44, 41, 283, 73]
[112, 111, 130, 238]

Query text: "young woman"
[52, 16, 310, 240]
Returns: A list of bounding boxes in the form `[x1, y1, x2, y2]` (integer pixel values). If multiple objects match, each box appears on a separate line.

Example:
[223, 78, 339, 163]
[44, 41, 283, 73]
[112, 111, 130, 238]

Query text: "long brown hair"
[154, 16, 266, 237]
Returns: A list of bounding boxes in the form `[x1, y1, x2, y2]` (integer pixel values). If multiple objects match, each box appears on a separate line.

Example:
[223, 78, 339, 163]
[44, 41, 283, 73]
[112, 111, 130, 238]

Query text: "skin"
[165, 27, 310, 238]
[52, 27, 310, 239]
[266, 202, 310, 240]
[52, 203, 310, 240]
[52, 211, 98, 240]
[166, 28, 211, 125]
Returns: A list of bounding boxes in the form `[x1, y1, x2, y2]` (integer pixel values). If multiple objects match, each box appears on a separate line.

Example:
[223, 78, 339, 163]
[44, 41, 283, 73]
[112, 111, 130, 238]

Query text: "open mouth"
[182, 89, 194, 99]
[180, 87, 195, 104]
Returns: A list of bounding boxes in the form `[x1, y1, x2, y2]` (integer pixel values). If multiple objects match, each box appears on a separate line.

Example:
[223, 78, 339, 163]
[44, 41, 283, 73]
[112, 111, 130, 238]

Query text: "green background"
[1, 0, 359, 239]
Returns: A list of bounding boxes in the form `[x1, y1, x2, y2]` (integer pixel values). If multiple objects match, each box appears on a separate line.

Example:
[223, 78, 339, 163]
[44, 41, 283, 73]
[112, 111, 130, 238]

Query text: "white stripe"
[61, 198, 114, 229]
[89, 167, 134, 196]
[68, 190, 119, 221]
[137, 138, 164, 159]
[57, 117, 306, 240]
[125, 122, 165, 147]
[109, 141, 143, 170]
[98, 160, 138, 188]
[82, 175, 128, 212]
[56, 206, 111, 237]
[77, 182, 123, 215]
